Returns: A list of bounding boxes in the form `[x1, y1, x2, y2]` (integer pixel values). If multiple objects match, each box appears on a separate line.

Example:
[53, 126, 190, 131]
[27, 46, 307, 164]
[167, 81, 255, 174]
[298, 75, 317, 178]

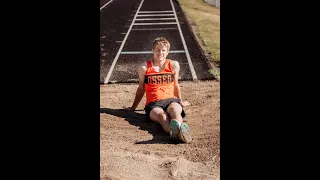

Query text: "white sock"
[177, 121, 182, 128]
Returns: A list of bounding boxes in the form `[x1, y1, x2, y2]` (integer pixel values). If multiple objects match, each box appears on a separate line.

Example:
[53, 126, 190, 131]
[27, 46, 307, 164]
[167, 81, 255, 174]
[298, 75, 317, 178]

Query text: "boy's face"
[152, 44, 169, 61]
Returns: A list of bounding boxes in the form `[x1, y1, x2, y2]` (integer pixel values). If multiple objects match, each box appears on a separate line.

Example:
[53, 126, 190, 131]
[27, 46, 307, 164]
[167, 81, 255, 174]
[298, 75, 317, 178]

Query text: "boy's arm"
[171, 60, 191, 107]
[125, 64, 146, 111]
[172, 61, 182, 100]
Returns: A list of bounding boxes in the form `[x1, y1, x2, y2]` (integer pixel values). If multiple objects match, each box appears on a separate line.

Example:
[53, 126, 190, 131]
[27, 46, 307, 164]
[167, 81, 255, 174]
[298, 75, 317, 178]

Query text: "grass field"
[178, 0, 220, 70]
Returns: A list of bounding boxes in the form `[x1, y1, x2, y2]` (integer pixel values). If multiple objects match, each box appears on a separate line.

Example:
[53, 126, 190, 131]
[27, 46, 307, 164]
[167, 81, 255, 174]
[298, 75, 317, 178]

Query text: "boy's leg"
[166, 102, 183, 123]
[166, 102, 192, 143]
[166, 102, 183, 139]
[149, 107, 170, 133]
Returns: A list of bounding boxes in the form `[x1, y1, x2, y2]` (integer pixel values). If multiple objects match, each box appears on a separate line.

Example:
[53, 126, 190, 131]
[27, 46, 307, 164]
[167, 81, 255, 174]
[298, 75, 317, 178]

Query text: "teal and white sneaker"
[169, 119, 180, 139]
[170, 120, 192, 143]
[179, 123, 192, 143]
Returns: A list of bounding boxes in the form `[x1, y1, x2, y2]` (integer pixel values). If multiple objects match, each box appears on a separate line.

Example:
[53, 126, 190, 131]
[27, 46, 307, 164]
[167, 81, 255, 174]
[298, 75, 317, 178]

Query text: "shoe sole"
[179, 123, 192, 143]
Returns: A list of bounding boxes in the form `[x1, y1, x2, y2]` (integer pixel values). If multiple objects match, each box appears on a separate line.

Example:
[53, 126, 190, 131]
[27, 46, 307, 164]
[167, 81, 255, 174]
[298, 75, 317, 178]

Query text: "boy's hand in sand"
[181, 101, 191, 107]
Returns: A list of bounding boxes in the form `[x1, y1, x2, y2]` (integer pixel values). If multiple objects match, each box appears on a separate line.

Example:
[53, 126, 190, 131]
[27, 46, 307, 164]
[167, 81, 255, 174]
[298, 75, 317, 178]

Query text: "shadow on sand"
[100, 108, 181, 144]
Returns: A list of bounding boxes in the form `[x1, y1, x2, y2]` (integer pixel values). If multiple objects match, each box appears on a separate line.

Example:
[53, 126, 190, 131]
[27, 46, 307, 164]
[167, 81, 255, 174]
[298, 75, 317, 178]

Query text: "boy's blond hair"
[152, 37, 170, 50]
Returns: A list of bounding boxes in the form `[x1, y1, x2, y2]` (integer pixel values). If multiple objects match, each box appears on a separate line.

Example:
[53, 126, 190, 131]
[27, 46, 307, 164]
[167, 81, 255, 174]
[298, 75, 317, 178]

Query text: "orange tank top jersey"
[144, 59, 175, 105]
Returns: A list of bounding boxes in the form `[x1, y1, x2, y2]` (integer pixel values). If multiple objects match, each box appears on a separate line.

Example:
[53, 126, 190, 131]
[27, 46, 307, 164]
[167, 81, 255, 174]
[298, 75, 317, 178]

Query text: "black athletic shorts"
[144, 98, 186, 118]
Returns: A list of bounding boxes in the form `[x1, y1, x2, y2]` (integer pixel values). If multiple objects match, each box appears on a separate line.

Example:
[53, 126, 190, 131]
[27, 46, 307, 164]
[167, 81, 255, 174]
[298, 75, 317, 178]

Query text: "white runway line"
[100, 0, 114, 11]
[133, 22, 177, 25]
[170, 0, 197, 80]
[139, 11, 173, 13]
[120, 50, 185, 54]
[137, 14, 174, 17]
[135, 18, 176, 21]
[131, 28, 178, 30]
[104, 0, 145, 84]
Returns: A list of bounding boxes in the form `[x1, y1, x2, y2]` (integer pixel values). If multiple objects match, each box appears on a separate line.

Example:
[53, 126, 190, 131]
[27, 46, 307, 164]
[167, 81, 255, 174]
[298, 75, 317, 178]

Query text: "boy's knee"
[151, 109, 169, 123]
[167, 102, 182, 112]
[158, 113, 167, 120]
